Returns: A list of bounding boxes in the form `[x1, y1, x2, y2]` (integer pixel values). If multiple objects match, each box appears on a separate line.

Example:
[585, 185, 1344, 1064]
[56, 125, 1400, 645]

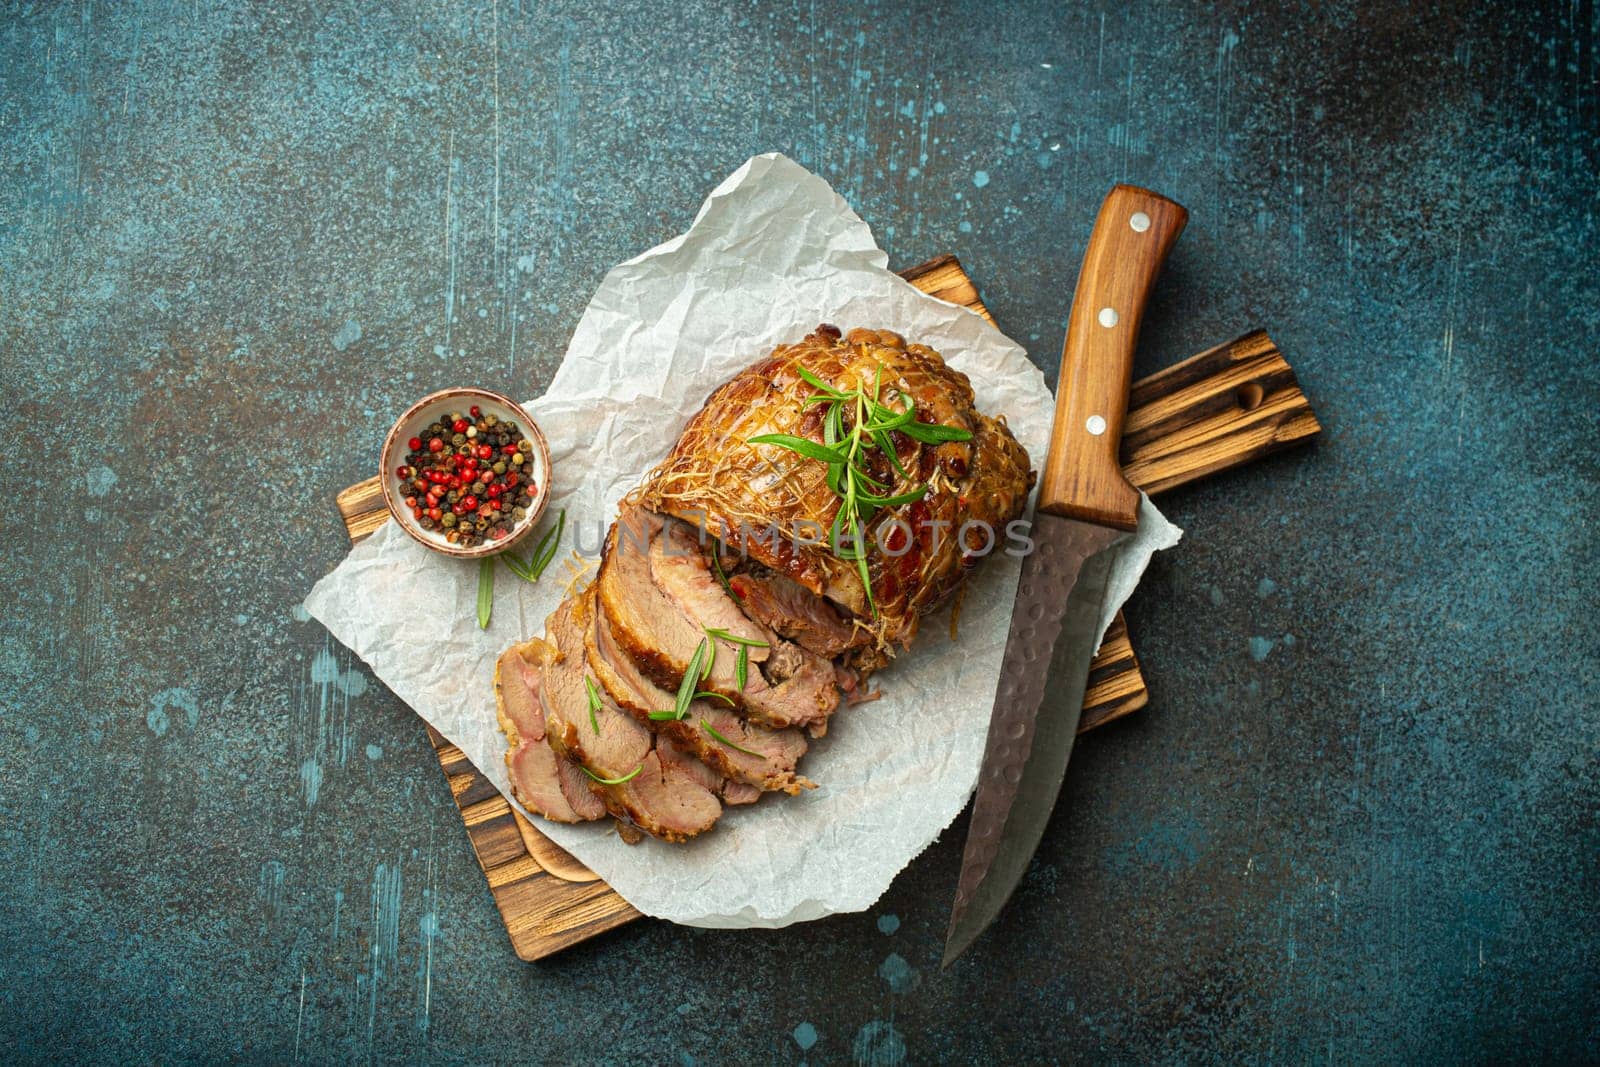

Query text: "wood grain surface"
[1039, 185, 1186, 529]
[335, 253, 1319, 960]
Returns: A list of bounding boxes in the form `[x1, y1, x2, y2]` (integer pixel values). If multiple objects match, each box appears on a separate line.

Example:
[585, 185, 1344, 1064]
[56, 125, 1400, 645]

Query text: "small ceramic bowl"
[379, 387, 552, 559]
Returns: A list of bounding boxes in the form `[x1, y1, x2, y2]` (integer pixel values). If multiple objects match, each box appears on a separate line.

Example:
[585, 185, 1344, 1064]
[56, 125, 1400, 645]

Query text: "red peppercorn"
[486, 484, 502, 499]
[503, 444, 518, 455]
[408, 437, 421, 451]
[447, 475, 462, 490]
[427, 507, 442, 521]
[476, 444, 492, 460]
[504, 472, 518, 487]
[478, 504, 493, 518]
[452, 418, 468, 433]
[412, 506, 423, 520]
[470, 405, 481, 418]
[460, 495, 478, 511]
[428, 437, 444, 453]
[404, 496, 418, 509]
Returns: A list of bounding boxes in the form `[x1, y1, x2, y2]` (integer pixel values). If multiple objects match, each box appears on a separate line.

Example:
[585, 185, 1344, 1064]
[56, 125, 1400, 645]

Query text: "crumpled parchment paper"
[305, 153, 1181, 928]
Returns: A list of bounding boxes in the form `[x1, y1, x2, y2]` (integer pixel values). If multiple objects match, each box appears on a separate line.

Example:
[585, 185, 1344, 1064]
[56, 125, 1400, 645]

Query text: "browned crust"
[635, 325, 1032, 659]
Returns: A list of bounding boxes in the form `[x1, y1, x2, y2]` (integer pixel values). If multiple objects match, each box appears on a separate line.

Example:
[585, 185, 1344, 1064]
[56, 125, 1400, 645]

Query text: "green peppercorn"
[510, 452, 524, 466]
[451, 432, 465, 446]
[441, 512, 457, 528]
[446, 490, 459, 503]
[492, 461, 506, 475]
[484, 414, 498, 428]
[512, 506, 527, 520]
[517, 439, 533, 453]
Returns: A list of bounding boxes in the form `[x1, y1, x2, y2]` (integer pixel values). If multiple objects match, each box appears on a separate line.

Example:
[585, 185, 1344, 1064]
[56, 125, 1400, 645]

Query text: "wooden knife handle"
[1038, 184, 1188, 528]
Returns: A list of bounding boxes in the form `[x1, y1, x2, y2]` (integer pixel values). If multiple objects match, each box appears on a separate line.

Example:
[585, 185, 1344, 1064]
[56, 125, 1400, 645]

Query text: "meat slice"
[727, 571, 860, 657]
[650, 519, 772, 661]
[657, 736, 760, 806]
[493, 639, 605, 823]
[586, 588, 813, 795]
[598, 506, 840, 734]
[540, 596, 722, 843]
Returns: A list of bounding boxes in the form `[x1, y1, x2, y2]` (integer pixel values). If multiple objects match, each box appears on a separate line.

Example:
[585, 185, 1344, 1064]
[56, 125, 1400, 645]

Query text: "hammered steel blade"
[943, 512, 1129, 965]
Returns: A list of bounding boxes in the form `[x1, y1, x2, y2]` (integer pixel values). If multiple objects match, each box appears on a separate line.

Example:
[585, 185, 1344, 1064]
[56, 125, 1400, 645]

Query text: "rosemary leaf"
[797, 365, 851, 398]
[693, 690, 735, 706]
[748, 433, 848, 464]
[851, 515, 876, 616]
[899, 421, 974, 444]
[673, 639, 708, 720]
[529, 508, 567, 580]
[500, 553, 536, 582]
[584, 675, 602, 735]
[581, 763, 642, 785]
[648, 710, 680, 721]
[871, 429, 911, 479]
[735, 645, 748, 690]
[700, 718, 764, 758]
[857, 485, 929, 509]
[703, 627, 770, 648]
[710, 547, 743, 605]
[476, 557, 494, 629]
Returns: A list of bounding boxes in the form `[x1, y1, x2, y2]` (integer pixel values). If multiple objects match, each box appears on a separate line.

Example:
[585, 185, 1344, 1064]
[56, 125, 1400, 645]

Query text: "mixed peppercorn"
[394, 405, 539, 548]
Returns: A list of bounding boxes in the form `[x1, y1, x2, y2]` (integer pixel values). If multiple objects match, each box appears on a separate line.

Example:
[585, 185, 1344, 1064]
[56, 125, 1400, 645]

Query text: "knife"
[944, 184, 1188, 965]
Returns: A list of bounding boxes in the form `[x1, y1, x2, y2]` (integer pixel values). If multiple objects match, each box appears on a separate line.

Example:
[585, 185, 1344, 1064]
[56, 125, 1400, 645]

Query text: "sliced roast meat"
[539, 596, 722, 843]
[656, 736, 759, 806]
[494, 639, 605, 823]
[586, 592, 813, 795]
[722, 780, 762, 805]
[650, 517, 771, 660]
[539, 599, 651, 777]
[727, 571, 861, 657]
[599, 506, 841, 734]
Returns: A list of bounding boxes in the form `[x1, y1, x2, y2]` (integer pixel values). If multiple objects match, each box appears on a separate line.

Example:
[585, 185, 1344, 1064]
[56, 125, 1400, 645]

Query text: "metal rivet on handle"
[1098, 307, 1119, 328]
[1130, 211, 1151, 232]
[1086, 415, 1107, 436]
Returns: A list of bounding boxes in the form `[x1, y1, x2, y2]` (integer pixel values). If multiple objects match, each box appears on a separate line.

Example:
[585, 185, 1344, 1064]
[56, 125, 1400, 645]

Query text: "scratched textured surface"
[1, 0, 1596, 1062]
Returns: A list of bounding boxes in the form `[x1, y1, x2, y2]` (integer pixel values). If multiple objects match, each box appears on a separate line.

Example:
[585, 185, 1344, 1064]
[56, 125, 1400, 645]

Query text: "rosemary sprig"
[649, 689, 733, 720]
[584, 675, 602, 735]
[476, 557, 494, 629]
[661, 638, 710, 722]
[501, 509, 567, 583]
[703, 627, 770, 648]
[748, 364, 972, 617]
[700, 718, 763, 758]
[710, 546, 743, 605]
[581, 763, 642, 785]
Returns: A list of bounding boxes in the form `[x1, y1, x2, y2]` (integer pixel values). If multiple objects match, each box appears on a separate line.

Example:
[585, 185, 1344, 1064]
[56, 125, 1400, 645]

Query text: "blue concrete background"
[2, 0, 1595, 1062]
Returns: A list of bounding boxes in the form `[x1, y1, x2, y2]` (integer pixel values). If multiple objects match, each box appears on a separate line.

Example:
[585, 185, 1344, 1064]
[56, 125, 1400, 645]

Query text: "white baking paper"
[305, 153, 1181, 928]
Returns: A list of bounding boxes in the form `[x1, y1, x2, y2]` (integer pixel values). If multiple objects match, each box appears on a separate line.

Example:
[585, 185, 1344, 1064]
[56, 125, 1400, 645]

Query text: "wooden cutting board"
[333, 254, 1320, 960]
